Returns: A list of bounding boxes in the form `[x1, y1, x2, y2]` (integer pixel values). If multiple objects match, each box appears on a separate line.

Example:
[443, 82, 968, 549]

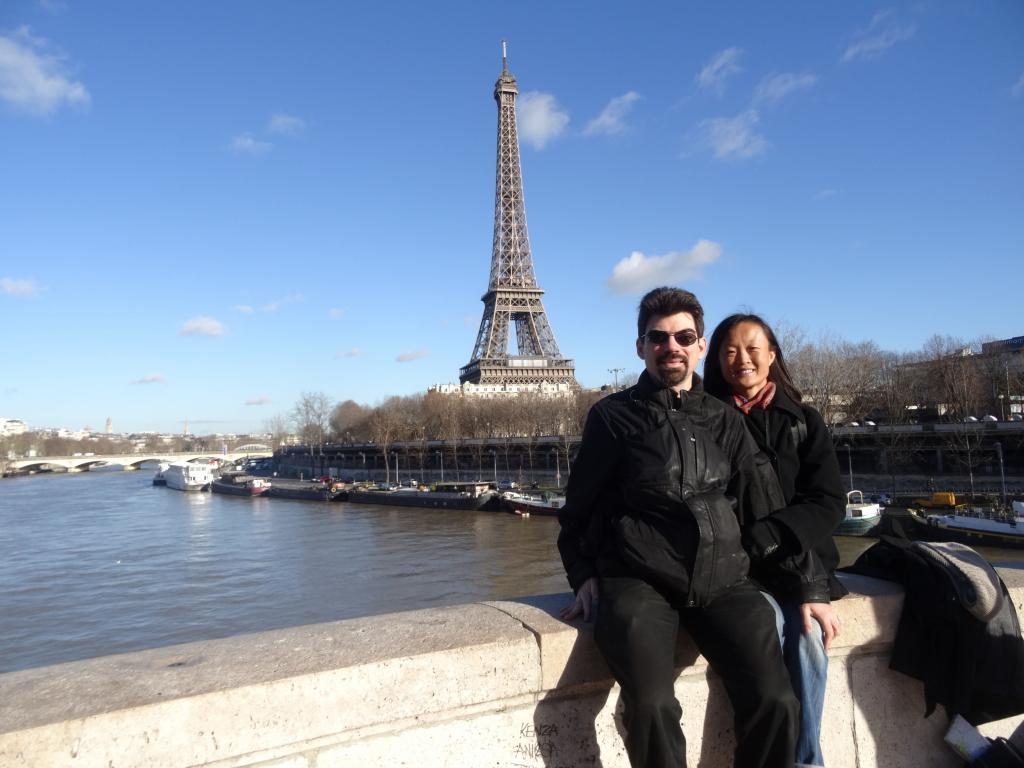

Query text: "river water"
[2, 469, 1020, 674]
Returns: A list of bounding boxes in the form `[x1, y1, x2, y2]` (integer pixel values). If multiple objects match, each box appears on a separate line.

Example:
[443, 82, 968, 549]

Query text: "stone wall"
[2, 570, 1023, 767]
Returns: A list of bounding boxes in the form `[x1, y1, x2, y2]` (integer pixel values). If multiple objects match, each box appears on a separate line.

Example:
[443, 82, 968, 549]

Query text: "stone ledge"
[0, 603, 540, 767]
[2, 569, 1023, 767]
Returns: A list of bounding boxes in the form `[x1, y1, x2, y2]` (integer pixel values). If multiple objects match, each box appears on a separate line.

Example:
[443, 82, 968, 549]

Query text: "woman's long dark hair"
[704, 313, 803, 404]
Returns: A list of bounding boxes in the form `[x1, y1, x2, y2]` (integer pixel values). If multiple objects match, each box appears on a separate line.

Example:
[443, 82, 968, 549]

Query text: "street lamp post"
[843, 443, 854, 491]
[436, 450, 444, 482]
[996, 442, 1007, 508]
[393, 452, 399, 486]
[608, 367, 625, 391]
[490, 449, 497, 484]
[553, 450, 562, 488]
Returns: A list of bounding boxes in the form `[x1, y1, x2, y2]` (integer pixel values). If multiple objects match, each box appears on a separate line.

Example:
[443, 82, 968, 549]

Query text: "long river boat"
[346, 482, 499, 511]
[909, 508, 1024, 549]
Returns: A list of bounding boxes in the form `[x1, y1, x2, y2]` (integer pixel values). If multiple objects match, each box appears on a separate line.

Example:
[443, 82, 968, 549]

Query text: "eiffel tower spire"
[459, 43, 577, 390]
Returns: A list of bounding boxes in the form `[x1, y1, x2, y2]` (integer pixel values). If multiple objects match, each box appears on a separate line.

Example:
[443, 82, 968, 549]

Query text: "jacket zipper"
[673, 411, 710, 607]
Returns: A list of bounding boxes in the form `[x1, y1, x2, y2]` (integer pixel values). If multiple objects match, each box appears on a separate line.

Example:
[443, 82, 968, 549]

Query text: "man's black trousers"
[594, 576, 798, 768]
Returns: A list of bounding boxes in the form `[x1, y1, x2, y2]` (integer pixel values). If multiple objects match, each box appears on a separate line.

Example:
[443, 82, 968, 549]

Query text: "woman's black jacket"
[556, 371, 776, 607]
[734, 388, 848, 602]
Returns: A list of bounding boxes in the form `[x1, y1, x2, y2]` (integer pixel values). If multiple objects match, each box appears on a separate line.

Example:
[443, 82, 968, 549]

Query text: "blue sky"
[1, 2, 1022, 434]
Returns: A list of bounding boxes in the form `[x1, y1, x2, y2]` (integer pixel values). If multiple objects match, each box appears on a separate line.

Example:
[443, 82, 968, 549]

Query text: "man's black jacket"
[557, 371, 774, 607]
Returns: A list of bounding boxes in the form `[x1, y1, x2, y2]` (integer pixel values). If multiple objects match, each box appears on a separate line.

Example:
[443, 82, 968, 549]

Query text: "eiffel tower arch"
[459, 43, 577, 391]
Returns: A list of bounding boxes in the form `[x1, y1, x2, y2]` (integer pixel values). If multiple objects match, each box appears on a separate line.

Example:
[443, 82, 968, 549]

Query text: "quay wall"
[3, 571, 1024, 768]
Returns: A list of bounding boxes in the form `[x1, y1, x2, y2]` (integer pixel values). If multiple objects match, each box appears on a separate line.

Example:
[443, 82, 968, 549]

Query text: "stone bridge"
[4, 450, 271, 474]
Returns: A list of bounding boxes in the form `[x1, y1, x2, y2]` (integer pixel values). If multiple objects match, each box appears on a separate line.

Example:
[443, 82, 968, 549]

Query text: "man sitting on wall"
[557, 286, 798, 768]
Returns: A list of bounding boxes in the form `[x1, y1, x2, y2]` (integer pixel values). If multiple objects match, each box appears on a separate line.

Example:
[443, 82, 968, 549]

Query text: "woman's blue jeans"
[762, 593, 828, 767]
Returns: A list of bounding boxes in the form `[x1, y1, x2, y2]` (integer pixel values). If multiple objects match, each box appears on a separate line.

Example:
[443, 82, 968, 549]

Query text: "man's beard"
[655, 356, 689, 388]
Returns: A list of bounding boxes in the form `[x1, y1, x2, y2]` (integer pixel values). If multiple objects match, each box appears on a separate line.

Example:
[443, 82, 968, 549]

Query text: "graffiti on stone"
[511, 721, 560, 763]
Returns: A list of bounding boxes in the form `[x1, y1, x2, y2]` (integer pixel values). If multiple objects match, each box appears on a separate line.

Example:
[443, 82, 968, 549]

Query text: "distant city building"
[982, 335, 1024, 355]
[429, 380, 575, 399]
[458, 43, 577, 393]
[0, 419, 28, 436]
[54, 428, 89, 440]
[105, 417, 112, 434]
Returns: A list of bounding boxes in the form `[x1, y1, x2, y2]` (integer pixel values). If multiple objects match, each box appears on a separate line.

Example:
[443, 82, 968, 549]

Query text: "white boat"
[162, 462, 216, 492]
[836, 490, 883, 536]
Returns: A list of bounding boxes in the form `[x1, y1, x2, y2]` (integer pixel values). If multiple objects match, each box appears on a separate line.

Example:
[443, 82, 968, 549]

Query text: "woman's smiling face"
[719, 321, 777, 400]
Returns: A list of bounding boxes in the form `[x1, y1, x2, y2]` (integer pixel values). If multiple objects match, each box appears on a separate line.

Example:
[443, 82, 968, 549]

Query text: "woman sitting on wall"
[704, 313, 847, 768]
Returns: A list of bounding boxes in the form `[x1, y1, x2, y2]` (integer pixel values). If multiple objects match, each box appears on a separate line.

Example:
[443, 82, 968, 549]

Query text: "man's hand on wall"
[560, 577, 599, 622]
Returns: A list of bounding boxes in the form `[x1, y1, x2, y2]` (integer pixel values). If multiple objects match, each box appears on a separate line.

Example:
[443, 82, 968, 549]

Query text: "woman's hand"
[560, 577, 599, 622]
[802, 601, 841, 651]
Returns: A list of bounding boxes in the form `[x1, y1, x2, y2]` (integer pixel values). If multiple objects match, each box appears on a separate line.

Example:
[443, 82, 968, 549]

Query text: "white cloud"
[37, 0, 69, 13]
[1, 277, 38, 296]
[268, 113, 305, 135]
[132, 374, 165, 385]
[695, 48, 743, 95]
[814, 189, 840, 200]
[337, 348, 362, 358]
[584, 91, 642, 136]
[245, 396, 271, 406]
[463, 316, 477, 327]
[233, 304, 254, 314]
[1012, 72, 1024, 99]
[260, 293, 302, 312]
[753, 73, 819, 106]
[700, 111, 767, 160]
[179, 316, 224, 337]
[842, 11, 915, 63]
[607, 240, 723, 296]
[0, 27, 89, 116]
[230, 132, 271, 155]
[328, 307, 347, 319]
[517, 91, 569, 150]
[396, 349, 429, 363]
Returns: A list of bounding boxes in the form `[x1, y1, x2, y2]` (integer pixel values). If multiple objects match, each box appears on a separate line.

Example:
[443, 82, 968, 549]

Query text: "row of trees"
[265, 331, 1022, 489]
[276, 332, 1021, 451]
[781, 332, 1022, 428]
[277, 388, 604, 456]
[781, 332, 1023, 492]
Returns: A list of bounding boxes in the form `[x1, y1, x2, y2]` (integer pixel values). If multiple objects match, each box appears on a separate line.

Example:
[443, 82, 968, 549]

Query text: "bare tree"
[789, 335, 848, 426]
[291, 391, 333, 475]
[264, 414, 290, 447]
[365, 397, 404, 483]
[787, 334, 882, 427]
[868, 351, 924, 497]
[423, 390, 464, 481]
[938, 352, 986, 492]
[770, 319, 807, 363]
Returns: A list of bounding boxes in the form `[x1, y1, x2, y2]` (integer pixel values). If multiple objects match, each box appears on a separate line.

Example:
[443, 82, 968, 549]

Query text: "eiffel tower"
[460, 43, 577, 390]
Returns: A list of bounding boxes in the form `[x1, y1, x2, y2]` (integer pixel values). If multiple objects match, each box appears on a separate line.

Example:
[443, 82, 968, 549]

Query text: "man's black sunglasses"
[641, 329, 699, 347]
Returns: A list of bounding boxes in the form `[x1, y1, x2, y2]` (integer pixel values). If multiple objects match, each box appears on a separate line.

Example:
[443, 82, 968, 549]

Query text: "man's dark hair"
[637, 286, 705, 339]
[704, 313, 803, 403]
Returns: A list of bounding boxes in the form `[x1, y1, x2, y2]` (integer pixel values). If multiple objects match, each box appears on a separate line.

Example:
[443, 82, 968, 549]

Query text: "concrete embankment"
[2, 571, 1023, 767]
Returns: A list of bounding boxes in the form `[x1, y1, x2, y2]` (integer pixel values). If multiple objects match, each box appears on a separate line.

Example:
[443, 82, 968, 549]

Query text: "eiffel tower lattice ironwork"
[460, 44, 577, 389]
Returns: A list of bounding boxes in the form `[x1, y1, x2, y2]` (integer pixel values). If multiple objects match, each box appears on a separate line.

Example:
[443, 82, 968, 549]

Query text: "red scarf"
[734, 381, 776, 415]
